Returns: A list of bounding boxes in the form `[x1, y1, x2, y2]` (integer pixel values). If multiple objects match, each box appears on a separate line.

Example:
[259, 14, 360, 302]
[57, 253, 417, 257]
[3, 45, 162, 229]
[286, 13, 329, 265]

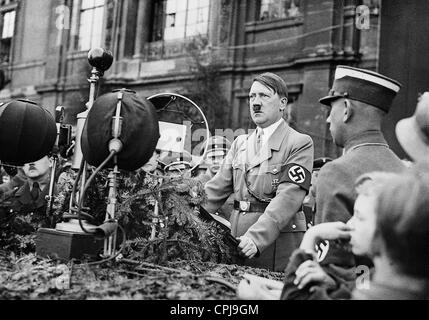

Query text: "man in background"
[315, 65, 405, 267]
[0, 155, 52, 224]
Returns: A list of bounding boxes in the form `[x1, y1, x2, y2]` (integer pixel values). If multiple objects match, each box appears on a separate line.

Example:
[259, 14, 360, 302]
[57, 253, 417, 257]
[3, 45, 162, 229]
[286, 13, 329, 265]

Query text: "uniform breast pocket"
[259, 164, 282, 196]
[232, 162, 244, 192]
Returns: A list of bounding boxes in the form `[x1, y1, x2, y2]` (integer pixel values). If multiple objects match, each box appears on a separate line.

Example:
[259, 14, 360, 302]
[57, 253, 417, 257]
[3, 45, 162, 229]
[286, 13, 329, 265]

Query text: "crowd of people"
[0, 66, 428, 300]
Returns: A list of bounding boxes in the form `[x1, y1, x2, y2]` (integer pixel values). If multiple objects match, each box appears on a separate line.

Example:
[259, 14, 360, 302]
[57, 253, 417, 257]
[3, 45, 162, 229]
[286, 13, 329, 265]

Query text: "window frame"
[257, 0, 303, 23]
[0, 1, 17, 65]
[151, 0, 210, 42]
[72, 0, 107, 52]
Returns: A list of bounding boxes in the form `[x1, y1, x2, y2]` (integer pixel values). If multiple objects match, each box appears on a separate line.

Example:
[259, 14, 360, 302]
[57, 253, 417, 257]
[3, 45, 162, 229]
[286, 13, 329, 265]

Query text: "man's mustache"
[252, 106, 262, 113]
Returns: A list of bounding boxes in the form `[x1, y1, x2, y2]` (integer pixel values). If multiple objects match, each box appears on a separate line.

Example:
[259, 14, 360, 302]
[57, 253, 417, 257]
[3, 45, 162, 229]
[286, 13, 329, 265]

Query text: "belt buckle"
[239, 201, 250, 212]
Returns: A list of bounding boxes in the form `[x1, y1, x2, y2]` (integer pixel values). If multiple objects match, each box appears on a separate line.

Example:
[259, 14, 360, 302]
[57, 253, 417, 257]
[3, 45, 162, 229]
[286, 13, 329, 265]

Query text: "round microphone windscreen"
[81, 89, 160, 171]
[0, 99, 57, 165]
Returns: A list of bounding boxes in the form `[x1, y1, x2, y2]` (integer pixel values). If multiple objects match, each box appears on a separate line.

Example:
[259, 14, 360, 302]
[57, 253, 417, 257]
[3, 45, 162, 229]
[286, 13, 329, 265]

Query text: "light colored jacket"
[204, 119, 314, 271]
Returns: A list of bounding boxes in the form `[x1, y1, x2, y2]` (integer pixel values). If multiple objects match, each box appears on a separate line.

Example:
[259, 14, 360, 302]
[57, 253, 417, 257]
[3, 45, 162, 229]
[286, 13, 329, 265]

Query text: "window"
[2, 9, 14, 38]
[152, 0, 210, 41]
[0, 9, 15, 63]
[259, 0, 302, 21]
[78, 0, 105, 51]
[103, 0, 115, 51]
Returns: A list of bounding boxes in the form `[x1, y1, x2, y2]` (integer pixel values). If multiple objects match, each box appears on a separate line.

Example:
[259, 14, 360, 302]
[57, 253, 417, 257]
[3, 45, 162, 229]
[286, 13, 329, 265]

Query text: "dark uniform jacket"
[281, 249, 429, 300]
[204, 119, 314, 271]
[0, 179, 51, 229]
[281, 249, 357, 300]
[314, 130, 405, 267]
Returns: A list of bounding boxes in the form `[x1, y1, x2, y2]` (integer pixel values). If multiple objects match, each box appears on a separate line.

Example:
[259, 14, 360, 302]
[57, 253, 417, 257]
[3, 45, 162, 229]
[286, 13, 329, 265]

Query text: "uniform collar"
[32, 180, 48, 192]
[246, 119, 290, 169]
[344, 130, 387, 153]
[14, 181, 32, 203]
[257, 118, 284, 145]
[15, 181, 29, 196]
[268, 118, 289, 151]
[248, 119, 289, 149]
[30, 173, 50, 191]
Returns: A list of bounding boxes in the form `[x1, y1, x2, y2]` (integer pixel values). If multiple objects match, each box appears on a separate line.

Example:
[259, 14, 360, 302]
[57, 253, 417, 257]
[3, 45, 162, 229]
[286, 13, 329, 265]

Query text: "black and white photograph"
[0, 0, 428, 310]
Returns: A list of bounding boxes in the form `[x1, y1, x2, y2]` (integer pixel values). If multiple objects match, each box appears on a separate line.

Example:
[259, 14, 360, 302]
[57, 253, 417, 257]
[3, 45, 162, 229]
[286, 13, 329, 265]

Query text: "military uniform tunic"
[204, 119, 314, 271]
[315, 130, 405, 266]
[0, 179, 51, 227]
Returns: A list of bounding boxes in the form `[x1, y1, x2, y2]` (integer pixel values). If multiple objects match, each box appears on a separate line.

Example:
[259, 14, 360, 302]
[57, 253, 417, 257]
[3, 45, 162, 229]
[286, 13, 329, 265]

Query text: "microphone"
[87, 48, 113, 74]
[81, 89, 160, 171]
[0, 99, 57, 165]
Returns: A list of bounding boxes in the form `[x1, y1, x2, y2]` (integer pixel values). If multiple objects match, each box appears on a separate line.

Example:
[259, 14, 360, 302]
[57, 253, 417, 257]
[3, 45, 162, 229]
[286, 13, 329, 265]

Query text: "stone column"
[117, 0, 129, 61]
[133, 0, 153, 58]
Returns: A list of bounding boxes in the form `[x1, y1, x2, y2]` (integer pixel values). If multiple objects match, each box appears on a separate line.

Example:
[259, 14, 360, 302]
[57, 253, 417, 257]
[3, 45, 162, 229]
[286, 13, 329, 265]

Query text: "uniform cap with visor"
[319, 66, 402, 112]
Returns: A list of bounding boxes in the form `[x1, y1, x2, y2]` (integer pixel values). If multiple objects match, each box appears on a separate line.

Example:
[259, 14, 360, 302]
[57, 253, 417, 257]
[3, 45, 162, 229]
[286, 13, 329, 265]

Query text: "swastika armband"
[279, 163, 311, 191]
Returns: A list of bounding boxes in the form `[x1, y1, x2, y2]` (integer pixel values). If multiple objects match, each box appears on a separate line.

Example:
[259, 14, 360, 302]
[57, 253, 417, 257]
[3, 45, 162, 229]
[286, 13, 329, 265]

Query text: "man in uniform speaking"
[203, 73, 314, 271]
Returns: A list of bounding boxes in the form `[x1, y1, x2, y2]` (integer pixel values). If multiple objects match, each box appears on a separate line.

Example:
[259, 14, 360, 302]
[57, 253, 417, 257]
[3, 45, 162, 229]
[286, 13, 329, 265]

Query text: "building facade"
[1, 0, 423, 159]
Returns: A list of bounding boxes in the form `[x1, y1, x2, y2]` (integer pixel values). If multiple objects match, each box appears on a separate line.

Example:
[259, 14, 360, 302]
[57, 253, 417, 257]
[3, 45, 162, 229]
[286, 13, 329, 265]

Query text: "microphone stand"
[45, 153, 58, 228]
[67, 48, 114, 237]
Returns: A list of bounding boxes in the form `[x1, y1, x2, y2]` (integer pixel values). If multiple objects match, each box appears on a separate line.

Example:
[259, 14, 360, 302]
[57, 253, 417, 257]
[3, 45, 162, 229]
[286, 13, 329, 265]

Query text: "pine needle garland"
[53, 168, 240, 265]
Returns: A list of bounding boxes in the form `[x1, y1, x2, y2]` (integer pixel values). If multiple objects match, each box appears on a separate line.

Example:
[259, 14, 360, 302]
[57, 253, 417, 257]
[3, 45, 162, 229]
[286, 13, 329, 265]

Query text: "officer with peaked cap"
[315, 65, 406, 268]
[206, 135, 232, 160]
[396, 92, 429, 162]
[198, 135, 232, 179]
[195, 135, 235, 224]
